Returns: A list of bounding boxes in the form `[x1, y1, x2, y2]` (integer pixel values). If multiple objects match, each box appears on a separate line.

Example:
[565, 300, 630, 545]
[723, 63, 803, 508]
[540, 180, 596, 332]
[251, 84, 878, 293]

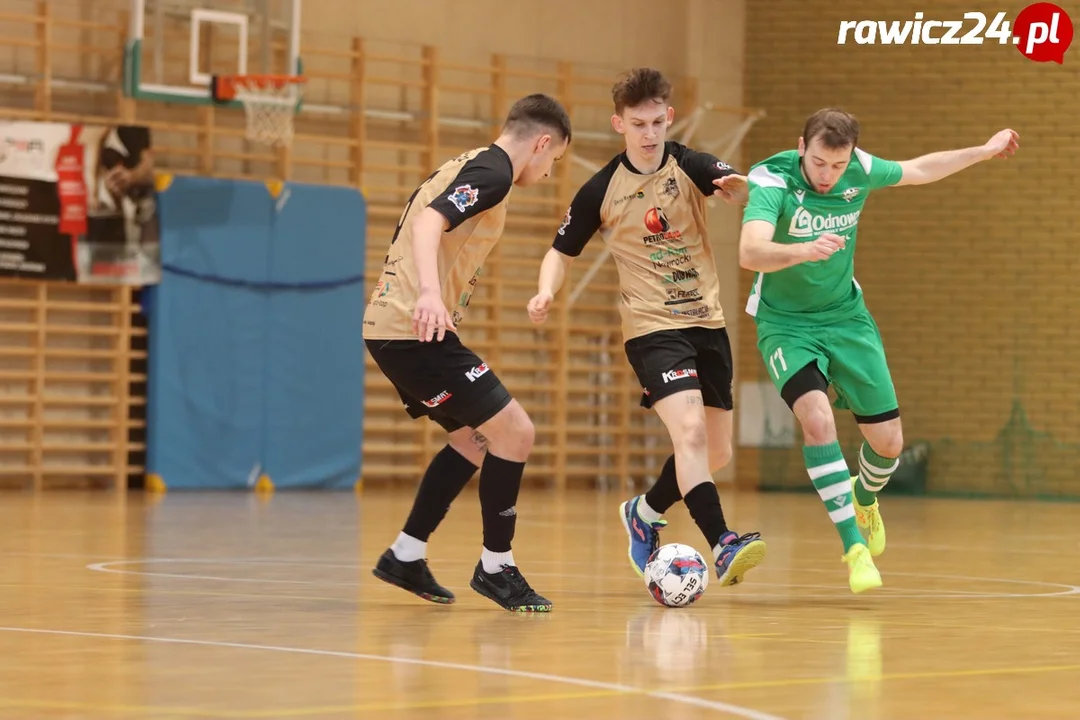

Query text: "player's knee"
[448, 429, 488, 466]
[516, 413, 536, 454]
[503, 405, 535, 456]
[796, 401, 836, 445]
[482, 401, 535, 459]
[872, 428, 903, 458]
[674, 416, 708, 456]
[709, 441, 732, 473]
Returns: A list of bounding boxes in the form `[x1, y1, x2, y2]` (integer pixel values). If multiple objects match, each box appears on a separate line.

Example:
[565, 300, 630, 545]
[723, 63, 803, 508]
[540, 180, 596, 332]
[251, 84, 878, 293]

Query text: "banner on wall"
[0, 121, 160, 285]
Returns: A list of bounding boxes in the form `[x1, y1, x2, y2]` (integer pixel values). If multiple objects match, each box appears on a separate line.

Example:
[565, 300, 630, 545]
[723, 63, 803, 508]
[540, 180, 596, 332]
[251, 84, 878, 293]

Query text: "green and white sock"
[853, 443, 899, 507]
[804, 442, 863, 552]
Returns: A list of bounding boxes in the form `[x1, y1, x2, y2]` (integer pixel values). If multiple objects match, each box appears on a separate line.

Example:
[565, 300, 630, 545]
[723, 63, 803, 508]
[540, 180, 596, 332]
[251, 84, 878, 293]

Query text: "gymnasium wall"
[312, 0, 751, 485]
[741, 0, 1079, 496]
[308, 0, 751, 480]
[0, 0, 753, 489]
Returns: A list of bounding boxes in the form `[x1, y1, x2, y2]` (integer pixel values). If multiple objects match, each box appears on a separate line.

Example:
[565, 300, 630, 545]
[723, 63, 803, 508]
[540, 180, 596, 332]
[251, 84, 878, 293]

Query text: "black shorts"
[624, 327, 734, 410]
[364, 333, 513, 433]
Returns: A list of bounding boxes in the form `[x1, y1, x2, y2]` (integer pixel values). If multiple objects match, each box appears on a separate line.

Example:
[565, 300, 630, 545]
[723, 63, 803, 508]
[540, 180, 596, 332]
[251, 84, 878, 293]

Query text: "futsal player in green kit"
[739, 108, 1019, 593]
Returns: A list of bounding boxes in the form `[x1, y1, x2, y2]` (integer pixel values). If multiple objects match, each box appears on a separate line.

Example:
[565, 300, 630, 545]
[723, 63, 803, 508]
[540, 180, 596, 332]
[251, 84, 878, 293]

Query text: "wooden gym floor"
[0, 486, 1077, 719]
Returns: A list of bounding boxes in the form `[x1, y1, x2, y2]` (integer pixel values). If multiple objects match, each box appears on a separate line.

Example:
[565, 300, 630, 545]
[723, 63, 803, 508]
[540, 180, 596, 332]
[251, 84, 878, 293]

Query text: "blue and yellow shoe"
[619, 495, 667, 577]
[714, 531, 767, 586]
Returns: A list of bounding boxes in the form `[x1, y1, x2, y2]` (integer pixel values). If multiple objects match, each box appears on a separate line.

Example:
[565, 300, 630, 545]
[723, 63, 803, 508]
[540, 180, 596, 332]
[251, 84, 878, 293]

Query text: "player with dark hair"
[365, 93, 572, 612]
[528, 68, 767, 589]
[740, 107, 1019, 593]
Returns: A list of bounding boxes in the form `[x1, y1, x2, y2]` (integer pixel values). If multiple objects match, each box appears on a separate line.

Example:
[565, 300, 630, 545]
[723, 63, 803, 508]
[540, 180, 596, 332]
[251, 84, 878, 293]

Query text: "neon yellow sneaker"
[852, 476, 885, 557]
[842, 543, 882, 594]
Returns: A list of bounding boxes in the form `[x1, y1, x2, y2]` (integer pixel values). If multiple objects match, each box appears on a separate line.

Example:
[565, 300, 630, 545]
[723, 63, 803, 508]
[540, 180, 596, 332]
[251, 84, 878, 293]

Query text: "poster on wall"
[0, 121, 160, 285]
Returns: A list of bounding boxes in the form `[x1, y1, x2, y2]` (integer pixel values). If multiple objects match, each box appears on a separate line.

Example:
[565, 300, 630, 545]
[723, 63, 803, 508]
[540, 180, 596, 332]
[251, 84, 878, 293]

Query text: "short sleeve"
[669, 142, 740, 196]
[551, 166, 611, 257]
[427, 153, 513, 232]
[854, 147, 903, 190]
[742, 165, 787, 225]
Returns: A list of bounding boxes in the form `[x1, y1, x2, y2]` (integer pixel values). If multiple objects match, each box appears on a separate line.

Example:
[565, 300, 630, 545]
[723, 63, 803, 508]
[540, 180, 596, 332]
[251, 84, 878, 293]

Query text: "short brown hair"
[802, 108, 860, 150]
[612, 68, 672, 115]
[504, 94, 572, 142]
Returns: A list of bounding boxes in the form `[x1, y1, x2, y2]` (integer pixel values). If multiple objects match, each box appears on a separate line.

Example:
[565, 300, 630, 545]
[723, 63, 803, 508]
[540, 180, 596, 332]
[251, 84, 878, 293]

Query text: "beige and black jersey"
[363, 145, 514, 340]
[553, 141, 739, 341]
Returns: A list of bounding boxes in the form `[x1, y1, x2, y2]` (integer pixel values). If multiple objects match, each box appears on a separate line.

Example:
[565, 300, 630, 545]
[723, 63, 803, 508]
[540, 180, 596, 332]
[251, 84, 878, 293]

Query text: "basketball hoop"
[211, 74, 305, 147]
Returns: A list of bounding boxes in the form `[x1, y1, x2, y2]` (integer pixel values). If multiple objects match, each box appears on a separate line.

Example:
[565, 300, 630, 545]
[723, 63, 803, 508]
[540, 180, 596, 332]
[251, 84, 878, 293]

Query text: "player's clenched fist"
[527, 292, 554, 325]
[803, 233, 846, 262]
[983, 128, 1019, 160]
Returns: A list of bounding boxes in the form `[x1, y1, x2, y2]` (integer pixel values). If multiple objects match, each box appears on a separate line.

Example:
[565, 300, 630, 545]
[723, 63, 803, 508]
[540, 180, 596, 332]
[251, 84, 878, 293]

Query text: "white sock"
[481, 548, 515, 574]
[636, 496, 663, 524]
[390, 532, 426, 562]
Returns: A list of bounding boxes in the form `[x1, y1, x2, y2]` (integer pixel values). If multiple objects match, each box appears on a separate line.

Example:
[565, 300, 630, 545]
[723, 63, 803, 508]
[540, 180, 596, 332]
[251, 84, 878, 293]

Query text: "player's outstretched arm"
[410, 207, 455, 342]
[527, 248, 574, 325]
[670, 144, 749, 204]
[894, 128, 1019, 187]
[739, 220, 844, 273]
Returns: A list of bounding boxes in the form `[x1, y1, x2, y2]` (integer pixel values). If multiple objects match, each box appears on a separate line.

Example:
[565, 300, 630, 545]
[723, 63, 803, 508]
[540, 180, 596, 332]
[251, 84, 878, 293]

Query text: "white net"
[234, 79, 304, 147]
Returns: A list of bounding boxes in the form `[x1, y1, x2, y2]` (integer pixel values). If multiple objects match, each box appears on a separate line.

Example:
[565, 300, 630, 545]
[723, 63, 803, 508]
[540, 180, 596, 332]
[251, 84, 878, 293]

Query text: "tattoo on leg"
[687, 396, 703, 405]
[470, 431, 489, 452]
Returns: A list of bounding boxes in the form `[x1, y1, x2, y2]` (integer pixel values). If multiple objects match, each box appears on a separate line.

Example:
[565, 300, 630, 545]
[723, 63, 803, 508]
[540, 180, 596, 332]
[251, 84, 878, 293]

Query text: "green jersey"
[742, 148, 903, 325]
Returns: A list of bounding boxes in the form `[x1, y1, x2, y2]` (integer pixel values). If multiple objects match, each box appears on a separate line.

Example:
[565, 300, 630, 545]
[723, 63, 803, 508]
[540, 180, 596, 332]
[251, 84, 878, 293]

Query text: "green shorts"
[755, 310, 898, 417]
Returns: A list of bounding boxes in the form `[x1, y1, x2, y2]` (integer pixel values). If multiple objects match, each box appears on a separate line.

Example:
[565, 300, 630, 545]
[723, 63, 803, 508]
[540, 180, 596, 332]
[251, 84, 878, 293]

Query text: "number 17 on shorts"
[769, 347, 788, 380]
[758, 332, 818, 394]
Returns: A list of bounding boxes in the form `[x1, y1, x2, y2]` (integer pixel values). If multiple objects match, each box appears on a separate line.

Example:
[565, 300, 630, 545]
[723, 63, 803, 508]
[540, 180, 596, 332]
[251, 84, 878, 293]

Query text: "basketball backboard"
[123, 0, 302, 108]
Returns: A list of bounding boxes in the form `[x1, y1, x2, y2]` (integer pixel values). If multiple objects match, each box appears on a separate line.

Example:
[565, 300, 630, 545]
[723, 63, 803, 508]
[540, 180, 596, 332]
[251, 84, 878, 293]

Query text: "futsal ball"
[644, 542, 709, 608]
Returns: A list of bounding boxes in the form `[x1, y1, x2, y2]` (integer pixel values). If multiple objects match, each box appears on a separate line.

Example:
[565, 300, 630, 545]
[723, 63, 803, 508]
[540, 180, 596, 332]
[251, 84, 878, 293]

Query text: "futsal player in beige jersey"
[529, 68, 767, 588]
[365, 94, 571, 612]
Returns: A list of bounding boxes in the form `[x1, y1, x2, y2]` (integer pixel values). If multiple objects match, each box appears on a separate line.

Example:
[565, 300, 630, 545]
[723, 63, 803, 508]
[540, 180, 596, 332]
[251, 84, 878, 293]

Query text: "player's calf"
[852, 414, 902, 556]
[853, 416, 902, 506]
[852, 476, 886, 557]
[620, 424, 731, 579]
[469, 400, 554, 610]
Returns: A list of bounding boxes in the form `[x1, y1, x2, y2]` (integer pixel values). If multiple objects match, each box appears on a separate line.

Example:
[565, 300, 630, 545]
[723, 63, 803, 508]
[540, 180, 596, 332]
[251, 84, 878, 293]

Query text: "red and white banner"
[0, 121, 160, 285]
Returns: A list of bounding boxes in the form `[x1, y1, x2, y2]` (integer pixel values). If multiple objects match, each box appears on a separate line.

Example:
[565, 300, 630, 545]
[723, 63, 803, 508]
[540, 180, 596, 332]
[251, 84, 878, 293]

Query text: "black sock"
[401, 444, 478, 542]
[643, 454, 682, 513]
[478, 452, 525, 553]
[683, 481, 729, 549]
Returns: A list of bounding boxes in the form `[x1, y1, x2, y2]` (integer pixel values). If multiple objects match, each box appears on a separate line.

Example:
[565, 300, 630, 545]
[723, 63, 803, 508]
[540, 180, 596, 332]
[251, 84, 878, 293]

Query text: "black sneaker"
[371, 549, 455, 604]
[469, 561, 552, 612]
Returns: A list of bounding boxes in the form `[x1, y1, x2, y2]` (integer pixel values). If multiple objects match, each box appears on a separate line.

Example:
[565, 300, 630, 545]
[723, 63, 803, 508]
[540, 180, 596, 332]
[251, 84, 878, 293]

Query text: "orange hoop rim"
[211, 74, 305, 103]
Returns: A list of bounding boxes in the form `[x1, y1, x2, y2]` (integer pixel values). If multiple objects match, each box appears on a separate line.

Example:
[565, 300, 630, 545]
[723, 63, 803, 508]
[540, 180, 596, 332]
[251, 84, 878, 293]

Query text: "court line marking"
[671, 660, 1080, 694]
[0, 686, 775, 719]
[0, 696, 232, 718]
[0, 580, 359, 605]
[86, 557, 1080, 601]
[0, 626, 789, 720]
